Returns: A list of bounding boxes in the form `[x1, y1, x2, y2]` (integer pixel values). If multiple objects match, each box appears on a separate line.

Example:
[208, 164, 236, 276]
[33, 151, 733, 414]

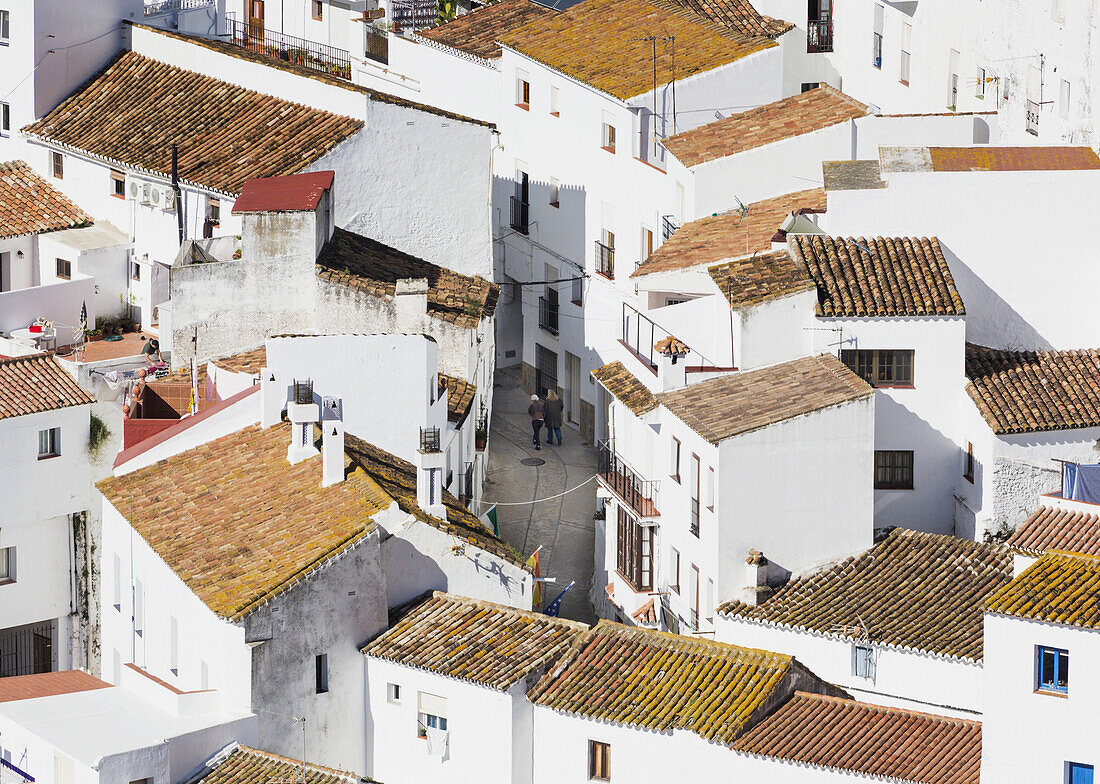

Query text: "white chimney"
[740, 550, 772, 607]
[395, 277, 429, 325]
[416, 427, 448, 518]
[656, 351, 687, 392]
[260, 367, 285, 428]
[321, 396, 345, 487]
[287, 379, 320, 464]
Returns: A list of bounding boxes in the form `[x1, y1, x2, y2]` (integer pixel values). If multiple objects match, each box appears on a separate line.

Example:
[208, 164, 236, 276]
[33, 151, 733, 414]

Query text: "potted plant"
[475, 426, 487, 451]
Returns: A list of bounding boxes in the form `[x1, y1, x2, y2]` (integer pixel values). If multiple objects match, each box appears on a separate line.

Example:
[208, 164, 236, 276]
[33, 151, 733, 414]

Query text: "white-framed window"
[670, 437, 681, 482]
[0, 102, 9, 136]
[134, 578, 145, 636]
[38, 427, 60, 459]
[130, 260, 141, 282]
[872, 4, 884, 68]
[201, 660, 210, 690]
[588, 740, 610, 781]
[706, 578, 715, 623]
[315, 653, 329, 693]
[312, 0, 323, 20]
[601, 111, 616, 152]
[549, 176, 560, 208]
[1060, 79, 1071, 119]
[641, 226, 654, 260]
[0, 546, 14, 582]
[549, 85, 560, 116]
[52, 152, 64, 179]
[516, 70, 530, 108]
[669, 547, 680, 593]
[417, 692, 448, 737]
[170, 616, 179, 675]
[0, 11, 9, 44]
[387, 683, 402, 704]
[852, 644, 875, 678]
[899, 23, 911, 85]
[112, 553, 122, 611]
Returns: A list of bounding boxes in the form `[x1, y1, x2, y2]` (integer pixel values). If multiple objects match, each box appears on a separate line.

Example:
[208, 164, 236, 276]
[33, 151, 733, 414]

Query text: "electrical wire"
[476, 475, 598, 507]
[2, 26, 124, 102]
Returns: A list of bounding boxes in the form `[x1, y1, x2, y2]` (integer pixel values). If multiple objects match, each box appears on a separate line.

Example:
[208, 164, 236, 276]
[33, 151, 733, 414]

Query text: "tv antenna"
[629, 35, 677, 155]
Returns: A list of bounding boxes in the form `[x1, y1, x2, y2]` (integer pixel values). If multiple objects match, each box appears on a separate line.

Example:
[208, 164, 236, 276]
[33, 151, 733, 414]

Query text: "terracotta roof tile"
[1008, 505, 1100, 556]
[0, 160, 92, 239]
[527, 620, 793, 744]
[790, 235, 965, 317]
[656, 354, 871, 443]
[0, 354, 95, 420]
[23, 52, 363, 195]
[363, 592, 587, 689]
[632, 188, 826, 278]
[708, 250, 816, 309]
[231, 171, 334, 213]
[733, 692, 981, 784]
[97, 423, 387, 620]
[964, 344, 1100, 434]
[0, 671, 111, 703]
[419, 0, 555, 59]
[720, 530, 1012, 660]
[664, 86, 869, 167]
[438, 374, 477, 425]
[498, 0, 773, 101]
[927, 146, 1100, 172]
[213, 347, 268, 375]
[315, 228, 498, 329]
[591, 361, 657, 416]
[196, 746, 364, 784]
[652, 0, 792, 39]
[985, 551, 1100, 629]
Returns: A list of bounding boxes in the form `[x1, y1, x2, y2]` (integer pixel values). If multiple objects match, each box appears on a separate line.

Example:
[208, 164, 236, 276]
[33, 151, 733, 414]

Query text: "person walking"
[528, 394, 545, 450]
[544, 390, 564, 446]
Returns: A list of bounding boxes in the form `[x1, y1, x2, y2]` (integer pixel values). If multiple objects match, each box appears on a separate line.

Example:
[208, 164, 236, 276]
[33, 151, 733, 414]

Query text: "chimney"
[395, 277, 429, 325]
[321, 396, 345, 487]
[260, 367, 285, 428]
[286, 379, 320, 464]
[656, 350, 687, 392]
[740, 550, 772, 607]
[415, 426, 447, 518]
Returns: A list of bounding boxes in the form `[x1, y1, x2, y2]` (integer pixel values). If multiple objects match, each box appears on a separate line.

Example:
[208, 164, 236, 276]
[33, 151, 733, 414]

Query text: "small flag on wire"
[543, 581, 575, 617]
[478, 504, 498, 536]
[526, 547, 543, 610]
[79, 300, 88, 333]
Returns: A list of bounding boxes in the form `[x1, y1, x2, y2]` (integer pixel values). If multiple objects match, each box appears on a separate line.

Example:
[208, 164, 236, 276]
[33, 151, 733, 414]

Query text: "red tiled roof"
[664, 86, 869, 167]
[928, 146, 1100, 172]
[23, 52, 363, 195]
[195, 746, 361, 784]
[790, 235, 966, 317]
[1008, 505, 1100, 556]
[0, 354, 95, 420]
[632, 188, 827, 278]
[708, 249, 816, 309]
[0, 161, 92, 239]
[419, 0, 555, 59]
[438, 373, 477, 425]
[654, 0, 792, 38]
[232, 171, 335, 213]
[964, 344, 1100, 434]
[0, 670, 111, 703]
[733, 693, 981, 784]
[591, 361, 657, 416]
[985, 551, 1100, 630]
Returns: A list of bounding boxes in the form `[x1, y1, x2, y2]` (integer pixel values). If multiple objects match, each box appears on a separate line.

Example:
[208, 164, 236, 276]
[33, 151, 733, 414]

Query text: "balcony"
[391, 0, 438, 32]
[597, 439, 659, 519]
[1026, 100, 1040, 136]
[595, 240, 615, 280]
[510, 196, 529, 235]
[144, 0, 213, 15]
[420, 426, 441, 453]
[458, 462, 475, 507]
[225, 18, 351, 80]
[538, 296, 559, 336]
[807, 19, 833, 53]
[364, 26, 389, 64]
[661, 215, 679, 242]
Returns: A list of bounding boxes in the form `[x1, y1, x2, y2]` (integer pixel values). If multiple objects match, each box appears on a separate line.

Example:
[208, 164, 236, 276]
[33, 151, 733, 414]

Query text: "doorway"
[565, 352, 581, 424]
[248, 0, 265, 39]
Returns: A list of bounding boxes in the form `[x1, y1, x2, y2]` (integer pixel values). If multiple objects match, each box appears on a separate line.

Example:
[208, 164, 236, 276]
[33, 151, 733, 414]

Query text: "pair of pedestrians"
[528, 391, 564, 450]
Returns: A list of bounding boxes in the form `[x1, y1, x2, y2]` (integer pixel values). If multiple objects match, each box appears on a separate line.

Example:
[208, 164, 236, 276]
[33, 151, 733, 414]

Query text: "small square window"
[875, 450, 913, 490]
[387, 683, 401, 704]
[602, 123, 616, 153]
[852, 644, 875, 678]
[38, 427, 60, 459]
[315, 653, 329, 693]
[110, 169, 125, 199]
[0, 11, 9, 43]
[0, 546, 15, 583]
[801, 82, 821, 92]
[549, 85, 560, 116]
[52, 152, 64, 179]
[549, 176, 560, 208]
[1037, 645, 1068, 694]
[312, 0, 323, 20]
[130, 261, 141, 282]
[515, 73, 530, 109]
[588, 740, 610, 781]
[55, 258, 72, 281]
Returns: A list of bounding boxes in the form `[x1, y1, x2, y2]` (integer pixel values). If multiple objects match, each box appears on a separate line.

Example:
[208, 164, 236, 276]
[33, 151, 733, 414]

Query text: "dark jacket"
[528, 402, 545, 422]
[543, 397, 564, 429]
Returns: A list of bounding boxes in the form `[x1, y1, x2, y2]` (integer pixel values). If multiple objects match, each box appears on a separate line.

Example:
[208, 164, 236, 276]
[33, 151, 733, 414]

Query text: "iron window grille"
[594, 240, 614, 280]
[226, 18, 351, 80]
[510, 196, 530, 235]
[420, 426, 441, 453]
[539, 293, 559, 335]
[293, 379, 314, 405]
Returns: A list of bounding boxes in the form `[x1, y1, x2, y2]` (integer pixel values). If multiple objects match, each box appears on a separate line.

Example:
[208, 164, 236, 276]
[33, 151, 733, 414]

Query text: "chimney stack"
[260, 367, 285, 428]
[287, 379, 320, 464]
[415, 426, 447, 518]
[740, 550, 772, 607]
[656, 350, 687, 392]
[321, 396, 345, 487]
[395, 277, 429, 325]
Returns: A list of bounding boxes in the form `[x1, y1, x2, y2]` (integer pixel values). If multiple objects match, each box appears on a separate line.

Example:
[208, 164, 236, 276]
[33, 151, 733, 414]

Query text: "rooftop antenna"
[269, 717, 307, 784]
[630, 34, 675, 159]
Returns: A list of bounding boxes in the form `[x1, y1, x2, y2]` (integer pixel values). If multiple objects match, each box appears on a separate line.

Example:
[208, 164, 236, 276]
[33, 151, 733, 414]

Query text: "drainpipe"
[171, 144, 185, 246]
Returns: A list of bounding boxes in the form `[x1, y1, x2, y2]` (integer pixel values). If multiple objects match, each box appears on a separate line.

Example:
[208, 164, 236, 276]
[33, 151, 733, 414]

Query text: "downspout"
[172, 144, 185, 246]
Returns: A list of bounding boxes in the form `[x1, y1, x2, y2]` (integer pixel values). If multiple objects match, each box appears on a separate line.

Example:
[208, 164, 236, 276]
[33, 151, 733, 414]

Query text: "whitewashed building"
[592, 352, 874, 632]
[717, 529, 1011, 717]
[982, 550, 1100, 782]
[0, 668, 255, 784]
[957, 344, 1100, 539]
[0, 355, 96, 678]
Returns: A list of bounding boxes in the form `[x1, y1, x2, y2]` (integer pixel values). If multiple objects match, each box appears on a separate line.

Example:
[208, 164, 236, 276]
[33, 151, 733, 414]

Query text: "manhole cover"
[521, 458, 546, 466]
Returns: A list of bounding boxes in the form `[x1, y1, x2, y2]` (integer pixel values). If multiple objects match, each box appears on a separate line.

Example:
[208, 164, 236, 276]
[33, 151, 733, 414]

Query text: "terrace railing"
[226, 18, 351, 80]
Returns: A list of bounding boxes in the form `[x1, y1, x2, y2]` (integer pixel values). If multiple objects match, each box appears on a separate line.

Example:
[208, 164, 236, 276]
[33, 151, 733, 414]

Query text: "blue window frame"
[1069, 763, 1094, 784]
[1038, 645, 1069, 693]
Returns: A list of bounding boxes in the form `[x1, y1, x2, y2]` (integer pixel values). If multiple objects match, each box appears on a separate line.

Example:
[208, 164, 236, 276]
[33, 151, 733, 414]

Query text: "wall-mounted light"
[16, 250, 24, 259]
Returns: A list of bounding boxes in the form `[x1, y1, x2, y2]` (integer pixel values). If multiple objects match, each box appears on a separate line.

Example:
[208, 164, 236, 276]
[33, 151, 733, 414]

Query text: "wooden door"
[248, 0, 265, 39]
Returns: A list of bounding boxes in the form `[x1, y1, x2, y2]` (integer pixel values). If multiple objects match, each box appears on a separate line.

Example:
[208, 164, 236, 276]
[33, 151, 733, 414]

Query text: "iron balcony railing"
[690, 498, 700, 537]
[597, 439, 659, 519]
[689, 608, 699, 631]
[0, 621, 55, 678]
[807, 19, 833, 53]
[538, 296, 559, 335]
[144, 0, 213, 15]
[510, 196, 529, 235]
[661, 215, 679, 242]
[365, 26, 389, 64]
[459, 462, 475, 507]
[872, 32, 882, 68]
[420, 426, 441, 453]
[391, 0, 438, 32]
[595, 240, 615, 279]
[226, 18, 352, 80]
[1026, 100, 1041, 136]
[293, 379, 314, 404]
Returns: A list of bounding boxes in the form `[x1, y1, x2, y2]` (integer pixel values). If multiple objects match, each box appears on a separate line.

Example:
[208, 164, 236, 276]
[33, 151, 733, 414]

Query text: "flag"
[543, 581, 574, 617]
[526, 548, 542, 610]
[79, 300, 88, 333]
[478, 504, 498, 536]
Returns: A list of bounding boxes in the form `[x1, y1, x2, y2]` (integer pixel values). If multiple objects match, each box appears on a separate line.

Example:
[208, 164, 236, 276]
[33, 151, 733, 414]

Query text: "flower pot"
[475, 436, 487, 451]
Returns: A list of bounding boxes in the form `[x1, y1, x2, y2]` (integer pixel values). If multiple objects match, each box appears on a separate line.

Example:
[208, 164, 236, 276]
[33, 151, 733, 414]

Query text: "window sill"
[571, 299, 582, 307]
[550, 111, 560, 118]
[550, 201, 559, 209]
[0, 579, 15, 587]
[56, 275, 71, 281]
[38, 453, 61, 461]
[964, 474, 974, 485]
[874, 384, 915, 390]
[899, 80, 910, 87]
[595, 270, 613, 281]
[1034, 688, 1068, 699]
[516, 103, 530, 111]
[601, 146, 616, 154]
[875, 485, 914, 491]
[111, 193, 125, 200]
[633, 156, 667, 174]
[670, 474, 680, 484]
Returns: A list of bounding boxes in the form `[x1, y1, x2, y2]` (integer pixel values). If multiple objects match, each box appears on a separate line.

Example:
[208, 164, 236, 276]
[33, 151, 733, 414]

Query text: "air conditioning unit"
[126, 176, 144, 201]
[160, 188, 177, 212]
[141, 182, 154, 205]
[148, 185, 164, 209]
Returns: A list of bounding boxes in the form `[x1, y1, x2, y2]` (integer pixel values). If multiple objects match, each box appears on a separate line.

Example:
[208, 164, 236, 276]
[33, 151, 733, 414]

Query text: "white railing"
[144, 0, 214, 15]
